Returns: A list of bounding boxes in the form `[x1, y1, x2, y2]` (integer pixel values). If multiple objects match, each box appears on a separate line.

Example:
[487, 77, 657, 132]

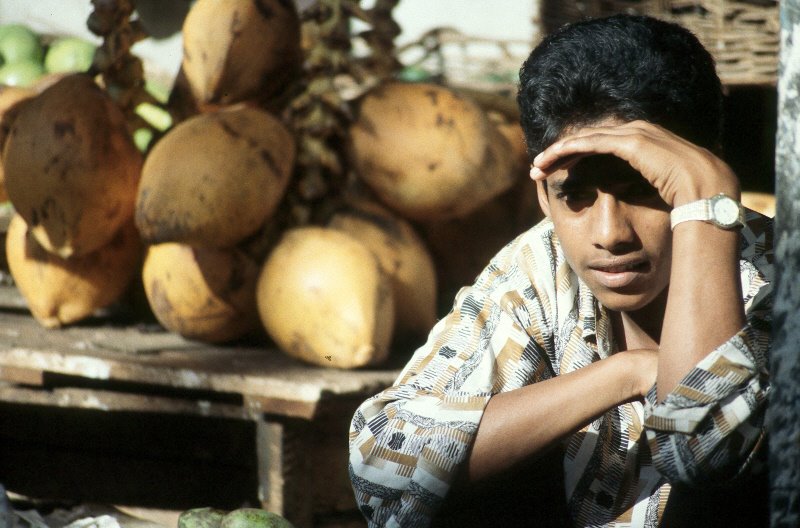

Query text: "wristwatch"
[670, 193, 745, 230]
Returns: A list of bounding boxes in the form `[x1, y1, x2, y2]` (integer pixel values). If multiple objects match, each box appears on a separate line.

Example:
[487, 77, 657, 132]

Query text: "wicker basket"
[396, 28, 532, 95]
[540, 0, 780, 86]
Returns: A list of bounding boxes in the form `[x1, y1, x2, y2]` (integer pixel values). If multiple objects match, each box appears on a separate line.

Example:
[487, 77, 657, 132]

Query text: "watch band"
[670, 199, 711, 229]
[670, 193, 745, 230]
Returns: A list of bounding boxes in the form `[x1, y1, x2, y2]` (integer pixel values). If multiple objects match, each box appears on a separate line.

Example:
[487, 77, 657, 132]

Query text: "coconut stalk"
[286, 0, 401, 226]
[86, 0, 163, 134]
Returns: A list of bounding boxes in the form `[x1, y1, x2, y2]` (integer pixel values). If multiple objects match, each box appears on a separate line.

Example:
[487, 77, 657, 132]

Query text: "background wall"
[0, 0, 540, 86]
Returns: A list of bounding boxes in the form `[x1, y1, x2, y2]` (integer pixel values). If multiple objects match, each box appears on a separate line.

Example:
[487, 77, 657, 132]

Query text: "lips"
[587, 258, 650, 289]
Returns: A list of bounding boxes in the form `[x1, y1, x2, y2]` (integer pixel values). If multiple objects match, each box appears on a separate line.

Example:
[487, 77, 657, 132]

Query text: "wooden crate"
[539, 0, 780, 86]
[0, 304, 402, 528]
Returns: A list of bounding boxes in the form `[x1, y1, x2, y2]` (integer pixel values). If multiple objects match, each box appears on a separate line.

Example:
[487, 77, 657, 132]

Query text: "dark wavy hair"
[517, 14, 723, 157]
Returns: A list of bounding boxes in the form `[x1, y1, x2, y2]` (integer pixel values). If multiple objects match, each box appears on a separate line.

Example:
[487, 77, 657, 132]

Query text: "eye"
[556, 189, 595, 209]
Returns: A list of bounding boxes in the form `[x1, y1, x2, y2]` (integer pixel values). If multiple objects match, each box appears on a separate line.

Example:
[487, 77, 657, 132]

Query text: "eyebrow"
[548, 177, 587, 194]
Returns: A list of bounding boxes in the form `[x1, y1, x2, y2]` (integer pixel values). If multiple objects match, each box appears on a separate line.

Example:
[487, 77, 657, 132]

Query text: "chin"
[593, 289, 656, 313]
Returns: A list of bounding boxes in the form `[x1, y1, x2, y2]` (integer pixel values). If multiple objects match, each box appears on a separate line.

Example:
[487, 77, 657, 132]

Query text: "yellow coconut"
[328, 200, 437, 337]
[142, 242, 261, 343]
[256, 226, 394, 368]
[6, 214, 142, 328]
[0, 85, 36, 202]
[181, 0, 301, 106]
[420, 181, 543, 304]
[348, 81, 517, 221]
[2, 73, 142, 258]
[491, 111, 531, 174]
[741, 191, 775, 218]
[135, 104, 295, 248]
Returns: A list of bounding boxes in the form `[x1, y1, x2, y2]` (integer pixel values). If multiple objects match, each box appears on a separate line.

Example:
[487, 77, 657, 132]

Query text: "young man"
[349, 14, 773, 527]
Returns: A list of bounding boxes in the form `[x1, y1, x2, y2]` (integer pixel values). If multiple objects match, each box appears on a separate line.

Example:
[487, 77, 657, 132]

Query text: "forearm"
[465, 350, 648, 482]
[658, 194, 745, 401]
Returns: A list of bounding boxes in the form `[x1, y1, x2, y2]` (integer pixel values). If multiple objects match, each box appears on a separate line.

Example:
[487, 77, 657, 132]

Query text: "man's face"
[536, 139, 673, 313]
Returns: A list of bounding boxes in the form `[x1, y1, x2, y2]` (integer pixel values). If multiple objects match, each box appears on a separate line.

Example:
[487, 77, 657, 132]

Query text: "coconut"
[348, 81, 517, 221]
[0, 84, 36, 202]
[741, 191, 775, 218]
[135, 104, 295, 248]
[256, 226, 394, 368]
[6, 214, 142, 328]
[142, 242, 261, 343]
[420, 181, 542, 305]
[490, 111, 531, 174]
[2, 73, 142, 258]
[328, 200, 437, 338]
[181, 0, 301, 107]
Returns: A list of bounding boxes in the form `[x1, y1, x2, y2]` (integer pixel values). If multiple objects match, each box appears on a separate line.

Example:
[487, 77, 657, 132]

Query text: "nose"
[591, 192, 636, 253]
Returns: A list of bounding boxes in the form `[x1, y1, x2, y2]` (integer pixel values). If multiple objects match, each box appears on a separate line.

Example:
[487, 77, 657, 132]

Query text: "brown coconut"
[256, 226, 394, 369]
[348, 82, 517, 221]
[0, 85, 36, 202]
[2, 73, 142, 258]
[181, 0, 301, 107]
[135, 104, 295, 248]
[6, 214, 142, 328]
[328, 200, 437, 338]
[142, 242, 260, 343]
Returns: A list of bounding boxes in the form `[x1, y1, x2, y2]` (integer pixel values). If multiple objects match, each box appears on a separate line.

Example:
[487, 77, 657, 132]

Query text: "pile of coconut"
[0, 0, 536, 369]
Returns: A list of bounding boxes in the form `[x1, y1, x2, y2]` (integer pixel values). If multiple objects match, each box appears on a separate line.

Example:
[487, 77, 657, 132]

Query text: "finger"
[529, 152, 583, 180]
[533, 131, 642, 173]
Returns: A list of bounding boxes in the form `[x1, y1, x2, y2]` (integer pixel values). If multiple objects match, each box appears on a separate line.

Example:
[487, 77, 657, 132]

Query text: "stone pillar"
[769, 0, 800, 526]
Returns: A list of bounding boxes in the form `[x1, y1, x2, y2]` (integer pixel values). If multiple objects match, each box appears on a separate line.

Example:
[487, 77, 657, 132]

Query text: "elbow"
[650, 435, 739, 486]
[647, 419, 766, 488]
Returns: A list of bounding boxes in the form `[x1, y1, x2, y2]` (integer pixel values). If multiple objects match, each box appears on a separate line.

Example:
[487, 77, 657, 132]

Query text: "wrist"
[672, 173, 740, 208]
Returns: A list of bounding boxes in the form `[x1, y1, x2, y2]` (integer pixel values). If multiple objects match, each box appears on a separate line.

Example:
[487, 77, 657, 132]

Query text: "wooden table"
[0, 301, 403, 528]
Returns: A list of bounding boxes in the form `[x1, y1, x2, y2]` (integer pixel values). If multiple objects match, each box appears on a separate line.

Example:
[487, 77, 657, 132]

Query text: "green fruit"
[0, 25, 43, 64]
[145, 79, 170, 104]
[44, 37, 96, 73]
[178, 507, 228, 528]
[133, 127, 154, 152]
[0, 60, 44, 87]
[220, 508, 295, 528]
[135, 101, 173, 131]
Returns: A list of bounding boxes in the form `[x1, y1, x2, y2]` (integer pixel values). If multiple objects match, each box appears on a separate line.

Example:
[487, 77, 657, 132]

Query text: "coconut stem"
[87, 0, 158, 131]
[285, 0, 401, 227]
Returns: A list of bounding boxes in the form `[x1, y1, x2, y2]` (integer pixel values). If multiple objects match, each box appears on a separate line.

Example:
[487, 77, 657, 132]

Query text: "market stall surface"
[0, 289, 403, 528]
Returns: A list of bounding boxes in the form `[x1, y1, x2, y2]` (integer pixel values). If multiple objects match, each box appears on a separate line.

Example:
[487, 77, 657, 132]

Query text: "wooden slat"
[0, 310, 400, 419]
[0, 384, 247, 419]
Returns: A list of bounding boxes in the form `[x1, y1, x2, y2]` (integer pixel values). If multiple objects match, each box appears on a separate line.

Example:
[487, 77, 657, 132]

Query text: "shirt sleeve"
[643, 213, 773, 486]
[348, 241, 554, 527]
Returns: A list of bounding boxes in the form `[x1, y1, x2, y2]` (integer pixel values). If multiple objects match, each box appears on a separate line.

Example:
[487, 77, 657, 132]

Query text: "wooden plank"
[0, 365, 43, 385]
[0, 384, 247, 419]
[255, 418, 314, 528]
[0, 311, 401, 419]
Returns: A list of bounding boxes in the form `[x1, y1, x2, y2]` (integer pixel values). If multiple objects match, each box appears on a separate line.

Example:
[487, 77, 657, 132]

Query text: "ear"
[536, 180, 551, 217]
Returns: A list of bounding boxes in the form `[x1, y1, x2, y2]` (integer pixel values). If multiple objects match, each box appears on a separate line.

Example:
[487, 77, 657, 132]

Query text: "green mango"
[220, 508, 295, 528]
[0, 25, 43, 64]
[177, 507, 228, 528]
[0, 60, 44, 87]
[44, 37, 96, 74]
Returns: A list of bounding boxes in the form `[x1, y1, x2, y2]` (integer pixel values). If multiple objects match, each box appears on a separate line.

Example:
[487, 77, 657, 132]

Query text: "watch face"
[712, 196, 740, 226]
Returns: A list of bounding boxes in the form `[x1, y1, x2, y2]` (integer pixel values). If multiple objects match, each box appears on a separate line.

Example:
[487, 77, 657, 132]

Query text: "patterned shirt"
[349, 211, 773, 527]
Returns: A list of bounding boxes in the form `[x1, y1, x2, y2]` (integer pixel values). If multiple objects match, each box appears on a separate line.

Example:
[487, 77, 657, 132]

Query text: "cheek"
[550, 215, 593, 267]
[640, 214, 672, 253]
